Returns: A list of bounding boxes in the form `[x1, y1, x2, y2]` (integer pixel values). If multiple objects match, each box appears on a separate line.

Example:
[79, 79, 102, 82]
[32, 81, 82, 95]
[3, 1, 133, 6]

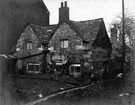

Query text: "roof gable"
[29, 24, 57, 45]
[51, 22, 79, 40]
[16, 25, 40, 49]
[24, 18, 106, 47]
[53, 18, 103, 43]
[93, 20, 111, 48]
[72, 18, 103, 42]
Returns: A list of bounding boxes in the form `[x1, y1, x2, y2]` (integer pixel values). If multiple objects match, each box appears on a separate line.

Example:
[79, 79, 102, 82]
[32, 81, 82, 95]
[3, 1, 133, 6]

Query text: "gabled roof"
[111, 39, 132, 59]
[29, 24, 57, 45]
[27, 18, 104, 46]
[71, 18, 103, 43]
[52, 18, 103, 45]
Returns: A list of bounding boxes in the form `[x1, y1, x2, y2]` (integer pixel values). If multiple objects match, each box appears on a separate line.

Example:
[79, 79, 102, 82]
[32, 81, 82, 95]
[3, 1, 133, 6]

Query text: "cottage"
[13, 1, 112, 79]
[13, 24, 56, 74]
[47, 1, 112, 78]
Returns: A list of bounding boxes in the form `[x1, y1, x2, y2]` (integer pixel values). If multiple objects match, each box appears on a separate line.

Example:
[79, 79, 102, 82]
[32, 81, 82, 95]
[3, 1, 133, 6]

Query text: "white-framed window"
[60, 39, 68, 48]
[26, 42, 32, 50]
[70, 64, 81, 73]
[27, 62, 40, 73]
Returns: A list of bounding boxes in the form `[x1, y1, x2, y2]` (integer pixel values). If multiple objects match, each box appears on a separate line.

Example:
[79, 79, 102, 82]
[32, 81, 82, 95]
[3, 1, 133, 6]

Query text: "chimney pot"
[111, 25, 118, 41]
[61, 2, 63, 7]
[65, 1, 67, 7]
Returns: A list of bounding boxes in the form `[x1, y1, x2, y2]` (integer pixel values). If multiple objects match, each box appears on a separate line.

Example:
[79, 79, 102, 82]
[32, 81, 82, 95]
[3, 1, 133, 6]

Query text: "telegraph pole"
[122, 0, 125, 72]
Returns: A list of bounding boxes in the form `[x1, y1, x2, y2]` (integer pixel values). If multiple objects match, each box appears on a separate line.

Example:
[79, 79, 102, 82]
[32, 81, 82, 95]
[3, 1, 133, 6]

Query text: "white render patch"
[71, 64, 81, 66]
[47, 29, 52, 32]
[16, 48, 20, 51]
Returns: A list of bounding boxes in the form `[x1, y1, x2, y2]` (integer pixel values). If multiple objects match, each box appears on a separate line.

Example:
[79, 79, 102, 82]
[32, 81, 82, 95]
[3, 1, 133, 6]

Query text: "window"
[71, 66, 74, 72]
[60, 39, 68, 48]
[70, 64, 81, 73]
[76, 67, 81, 72]
[75, 42, 83, 50]
[26, 42, 32, 50]
[38, 44, 43, 51]
[27, 63, 40, 73]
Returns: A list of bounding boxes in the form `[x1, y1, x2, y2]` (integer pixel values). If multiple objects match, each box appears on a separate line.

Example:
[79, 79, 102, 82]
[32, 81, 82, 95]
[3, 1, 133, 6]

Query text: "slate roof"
[14, 18, 107, 59]
[29, 24, 57, 45]
[111, 39, 132, 59]
[71, 18, 102, 43]
[28, 18, 103, 46]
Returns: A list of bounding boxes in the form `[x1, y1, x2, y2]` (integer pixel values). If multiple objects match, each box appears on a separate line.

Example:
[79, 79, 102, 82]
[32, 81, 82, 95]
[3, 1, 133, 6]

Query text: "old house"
[14, 24, 57, 74]
[13, 1, 112, 79]
[47, 1, 112, 78]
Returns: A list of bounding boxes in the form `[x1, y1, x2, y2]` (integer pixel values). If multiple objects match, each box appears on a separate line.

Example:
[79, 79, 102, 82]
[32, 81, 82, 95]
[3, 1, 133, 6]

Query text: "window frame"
[60, 39, 69, 48]
[75, 41, 83, 50]
[26, 41, 32, 50]
[70, 64, 81, 73]
[27, 62, 40, 73]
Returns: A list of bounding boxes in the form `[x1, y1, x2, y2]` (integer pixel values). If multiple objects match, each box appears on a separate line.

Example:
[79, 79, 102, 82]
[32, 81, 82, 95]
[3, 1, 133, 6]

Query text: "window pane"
[26, 42, 32, 49]
[28, 63, 40, 72]
[30, 43, 32, 49]
[76, 67, 80, 72]
[27, 43, 29, 49]
[60, 40, 68, 48]
[28, 65, 34, 71]
[64, 40, 68, 48]
[71, 66, 74, 72]
[35, 65, 39, 71]
[60, 41, 64, 48]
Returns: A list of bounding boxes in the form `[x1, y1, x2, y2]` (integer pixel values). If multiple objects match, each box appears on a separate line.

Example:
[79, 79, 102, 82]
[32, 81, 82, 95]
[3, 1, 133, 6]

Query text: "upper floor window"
[75, 41, 83, 50]
[26, 41, 32, 50]
[60, 39, 68, 48]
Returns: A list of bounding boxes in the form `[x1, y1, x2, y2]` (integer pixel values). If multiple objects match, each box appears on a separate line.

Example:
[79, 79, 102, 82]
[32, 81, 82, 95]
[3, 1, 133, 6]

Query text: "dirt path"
[24, 83, 95, 105]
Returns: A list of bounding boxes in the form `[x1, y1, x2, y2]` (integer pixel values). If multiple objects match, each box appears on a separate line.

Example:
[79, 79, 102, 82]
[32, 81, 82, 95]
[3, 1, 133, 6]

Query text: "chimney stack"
[110, 24, 118, 42]
[65, 1, 67, 7]
[61, 2, 63, 7]
[59, 1, 69, 23]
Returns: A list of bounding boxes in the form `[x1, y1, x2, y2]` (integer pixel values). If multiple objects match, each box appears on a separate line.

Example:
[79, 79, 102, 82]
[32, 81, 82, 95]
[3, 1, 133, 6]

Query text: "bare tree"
[111, 11, 135, 48]
[110, 10, 135, 81]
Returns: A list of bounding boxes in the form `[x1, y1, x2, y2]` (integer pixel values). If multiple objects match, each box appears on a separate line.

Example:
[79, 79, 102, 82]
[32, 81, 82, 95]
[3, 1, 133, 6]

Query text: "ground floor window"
[69, 64, 81, 73]
[69, 64, 81, 77]
[27, 62, 40, 73]
[55, 63, 63, 72]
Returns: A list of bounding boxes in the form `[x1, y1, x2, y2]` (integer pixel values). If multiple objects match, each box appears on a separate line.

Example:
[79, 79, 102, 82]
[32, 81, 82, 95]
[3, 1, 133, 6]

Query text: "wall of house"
[16, 26, 42, 51]
[92, 22, 112, 75]
[15, 26, 44, 73]
[49, 23, 83, 63]
[48, 22, 111, 78]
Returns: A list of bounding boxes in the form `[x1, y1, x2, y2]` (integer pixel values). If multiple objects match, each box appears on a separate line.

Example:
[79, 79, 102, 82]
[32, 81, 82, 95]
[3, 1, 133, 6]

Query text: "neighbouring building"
[110, 24, 132, 74]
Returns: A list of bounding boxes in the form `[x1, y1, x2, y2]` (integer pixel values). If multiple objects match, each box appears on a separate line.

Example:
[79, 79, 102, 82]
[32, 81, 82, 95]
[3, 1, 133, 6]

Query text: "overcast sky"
[43, 0, 135, 32]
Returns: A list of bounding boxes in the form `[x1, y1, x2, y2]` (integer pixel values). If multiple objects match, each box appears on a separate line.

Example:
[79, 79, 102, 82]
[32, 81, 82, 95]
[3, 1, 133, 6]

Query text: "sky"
[43, 0, 135, 32]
